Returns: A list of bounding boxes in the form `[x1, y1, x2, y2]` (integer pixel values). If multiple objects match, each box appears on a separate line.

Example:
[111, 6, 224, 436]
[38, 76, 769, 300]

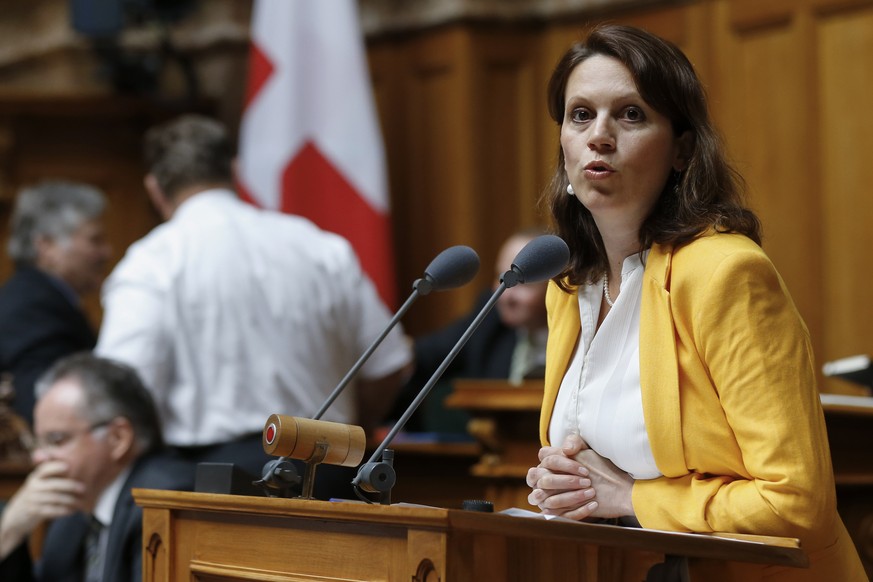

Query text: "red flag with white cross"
[238, 0, 396, 308]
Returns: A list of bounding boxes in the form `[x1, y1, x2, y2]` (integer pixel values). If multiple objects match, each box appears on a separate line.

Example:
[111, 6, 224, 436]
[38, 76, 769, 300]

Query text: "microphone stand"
[313, 280, 429, 420]
[351, 234, 569, 503]
[352, 281, 509, 503]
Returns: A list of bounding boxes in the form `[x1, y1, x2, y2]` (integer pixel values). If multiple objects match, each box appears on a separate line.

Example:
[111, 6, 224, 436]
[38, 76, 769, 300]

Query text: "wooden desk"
[820, 393, 873, 485]
[134, 488, 807, 581]
[385, 440, 486, 509]
[819, 393, 873, 574]
[444, 379, 543, 510]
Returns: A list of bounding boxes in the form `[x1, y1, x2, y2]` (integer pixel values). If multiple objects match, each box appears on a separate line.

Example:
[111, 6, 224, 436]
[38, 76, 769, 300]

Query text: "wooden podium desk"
[377, 440, 486, 509]
[134, 489, 806, 582]
[444, 379, 545, 510]
[819, 393, 873, 575]
[820, 393, 873, 485]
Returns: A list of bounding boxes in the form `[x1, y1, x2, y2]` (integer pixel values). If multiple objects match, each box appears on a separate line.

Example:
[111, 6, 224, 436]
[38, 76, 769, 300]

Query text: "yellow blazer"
[539, 232, 866, 581]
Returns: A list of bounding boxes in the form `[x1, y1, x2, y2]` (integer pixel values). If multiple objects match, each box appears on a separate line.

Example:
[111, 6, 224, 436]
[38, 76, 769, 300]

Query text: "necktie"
[508, 331, 532, 385]
[84, 515, 105, 582]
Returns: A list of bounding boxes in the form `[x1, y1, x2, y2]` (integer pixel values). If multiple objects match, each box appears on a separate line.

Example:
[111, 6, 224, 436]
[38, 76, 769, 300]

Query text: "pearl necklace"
[602, 272, 615, 307]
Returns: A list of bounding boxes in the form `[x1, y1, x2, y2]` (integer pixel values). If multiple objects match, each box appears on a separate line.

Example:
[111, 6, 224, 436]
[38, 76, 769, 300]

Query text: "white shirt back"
[96, 189, 411, 446]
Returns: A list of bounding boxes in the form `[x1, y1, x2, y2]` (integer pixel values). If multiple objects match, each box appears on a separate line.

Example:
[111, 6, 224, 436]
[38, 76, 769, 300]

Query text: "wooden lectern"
[135, 489, 807, 581]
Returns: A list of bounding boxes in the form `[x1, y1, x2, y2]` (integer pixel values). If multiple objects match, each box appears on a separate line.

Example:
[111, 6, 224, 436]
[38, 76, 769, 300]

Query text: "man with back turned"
[95, 114, 412, 496]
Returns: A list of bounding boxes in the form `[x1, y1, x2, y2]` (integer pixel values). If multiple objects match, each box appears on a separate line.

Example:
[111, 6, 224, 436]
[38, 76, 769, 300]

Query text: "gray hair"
[7, 181, 107, 265]
[35, 353, 164, 454]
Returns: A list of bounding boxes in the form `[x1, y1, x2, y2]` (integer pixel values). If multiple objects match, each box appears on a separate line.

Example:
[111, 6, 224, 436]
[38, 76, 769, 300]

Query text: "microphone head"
[416, 245, 480, 295]
[502, 234, 569, 286]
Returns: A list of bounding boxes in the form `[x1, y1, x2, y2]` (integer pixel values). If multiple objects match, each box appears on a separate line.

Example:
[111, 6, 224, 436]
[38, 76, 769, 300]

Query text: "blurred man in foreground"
[0, 353, 192, 581]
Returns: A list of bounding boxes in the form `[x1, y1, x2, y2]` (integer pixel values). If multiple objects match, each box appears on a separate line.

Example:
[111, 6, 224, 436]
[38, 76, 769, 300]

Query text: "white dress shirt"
[97, 189, 412, 446]
[548, 251, 660, 479]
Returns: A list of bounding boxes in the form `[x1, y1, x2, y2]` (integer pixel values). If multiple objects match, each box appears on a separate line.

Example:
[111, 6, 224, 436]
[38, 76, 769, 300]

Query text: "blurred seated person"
[0, 181, 111, 426]
[0, 353, 193, 582]
[390, 229, 549, 433]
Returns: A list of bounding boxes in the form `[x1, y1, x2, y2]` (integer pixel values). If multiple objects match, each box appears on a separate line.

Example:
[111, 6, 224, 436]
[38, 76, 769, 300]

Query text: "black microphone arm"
[352, 234, 570, 499]
[257, 245, 480, 497]
[313, 244, 480, 420]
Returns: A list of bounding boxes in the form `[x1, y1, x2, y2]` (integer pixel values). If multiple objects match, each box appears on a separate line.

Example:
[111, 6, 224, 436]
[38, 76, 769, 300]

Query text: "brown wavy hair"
[544, 24, 761, 288]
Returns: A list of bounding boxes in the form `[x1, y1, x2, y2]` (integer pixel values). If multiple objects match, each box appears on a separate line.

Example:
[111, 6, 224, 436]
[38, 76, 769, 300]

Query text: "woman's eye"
[569, 108, 591, 123]
[624, 107, 645, 122]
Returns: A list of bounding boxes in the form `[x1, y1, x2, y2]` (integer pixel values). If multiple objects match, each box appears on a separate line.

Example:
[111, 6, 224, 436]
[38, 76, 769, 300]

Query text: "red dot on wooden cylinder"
[266, 424, 276, 444]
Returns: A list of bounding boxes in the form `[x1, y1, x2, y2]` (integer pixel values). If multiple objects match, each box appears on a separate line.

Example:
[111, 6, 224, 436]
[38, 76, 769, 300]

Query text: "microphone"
[257, 245, 480, 497]
[352, 234, 570, 499]
[501, 234, 573, 287]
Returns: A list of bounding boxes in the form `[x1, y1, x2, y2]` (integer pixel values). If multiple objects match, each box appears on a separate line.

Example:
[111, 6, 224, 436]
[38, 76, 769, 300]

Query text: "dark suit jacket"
[413, 290, 518, 382]
[0, 266, 97, 425]
[0, 451, 194, 582]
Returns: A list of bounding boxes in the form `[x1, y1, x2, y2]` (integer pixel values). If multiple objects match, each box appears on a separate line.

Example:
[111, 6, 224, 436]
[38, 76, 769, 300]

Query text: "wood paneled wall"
[370, 25, 552, 335]
[369, 0, 873, 394]
[0, 0, 870, 394]
[712, 0, 873, 395]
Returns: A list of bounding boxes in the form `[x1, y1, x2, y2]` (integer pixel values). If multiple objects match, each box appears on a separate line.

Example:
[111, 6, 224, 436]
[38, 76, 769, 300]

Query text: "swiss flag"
[238, 0, 396, 308]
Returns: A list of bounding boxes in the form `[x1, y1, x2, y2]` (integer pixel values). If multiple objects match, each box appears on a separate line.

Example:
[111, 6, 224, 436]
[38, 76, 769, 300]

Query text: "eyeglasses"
[32, 420, 112, 452]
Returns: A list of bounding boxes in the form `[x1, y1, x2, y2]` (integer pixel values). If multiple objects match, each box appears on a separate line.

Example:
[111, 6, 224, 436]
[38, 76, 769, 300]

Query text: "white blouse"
[548, 251, 661, 480]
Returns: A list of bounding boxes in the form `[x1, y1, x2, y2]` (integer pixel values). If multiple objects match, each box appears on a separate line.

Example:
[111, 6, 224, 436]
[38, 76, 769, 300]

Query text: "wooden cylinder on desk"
[262, 415, 366, 467]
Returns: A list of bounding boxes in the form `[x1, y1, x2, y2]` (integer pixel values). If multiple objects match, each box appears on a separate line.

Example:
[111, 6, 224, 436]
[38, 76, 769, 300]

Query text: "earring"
[566, 183, 575, 196]
[672, 170, 682, 195]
